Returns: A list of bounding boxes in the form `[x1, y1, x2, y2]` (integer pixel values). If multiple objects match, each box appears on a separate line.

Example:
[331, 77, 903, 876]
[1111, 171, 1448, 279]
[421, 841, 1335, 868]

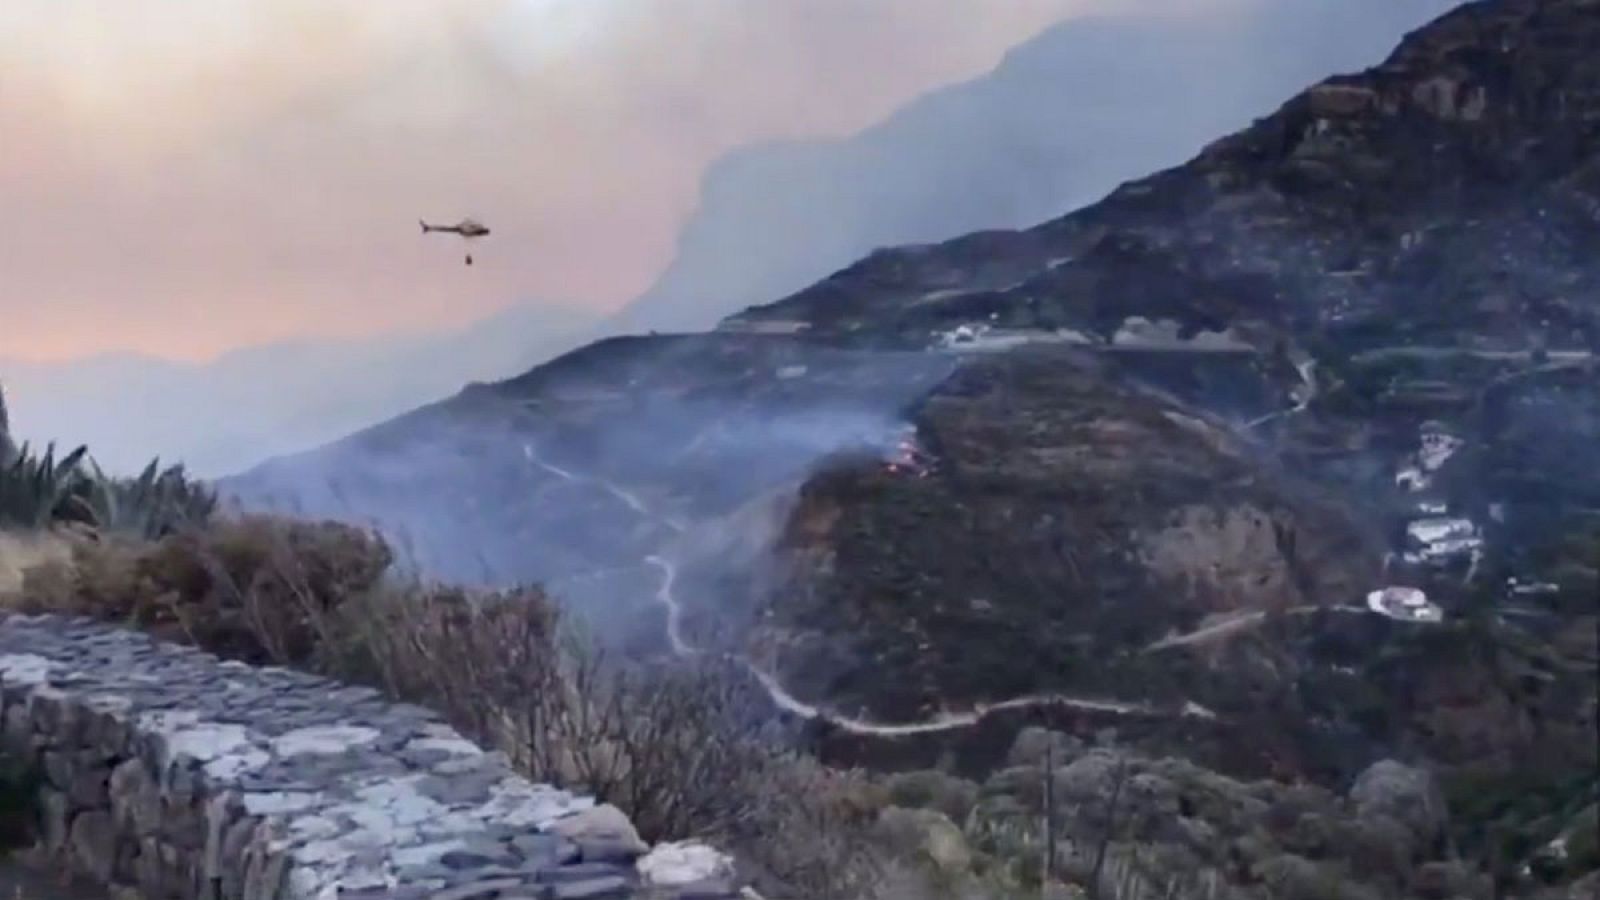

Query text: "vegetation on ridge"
[0, 382, 216, 539]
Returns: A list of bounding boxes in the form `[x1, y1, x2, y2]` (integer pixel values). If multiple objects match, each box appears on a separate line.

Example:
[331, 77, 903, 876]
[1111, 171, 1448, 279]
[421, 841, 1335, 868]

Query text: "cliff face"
[226, 0, 1598, 789]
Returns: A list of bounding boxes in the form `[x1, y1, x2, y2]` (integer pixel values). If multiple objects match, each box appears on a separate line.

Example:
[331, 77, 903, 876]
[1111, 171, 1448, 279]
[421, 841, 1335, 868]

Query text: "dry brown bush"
[11, 515, 389, 666]
[6, 513, 902, 898]
[337, 583, 893, 896]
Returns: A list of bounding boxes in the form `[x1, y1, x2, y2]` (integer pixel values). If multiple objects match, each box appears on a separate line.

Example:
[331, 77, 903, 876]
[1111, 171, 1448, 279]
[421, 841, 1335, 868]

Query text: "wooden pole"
[1043, 741, 1056, 895]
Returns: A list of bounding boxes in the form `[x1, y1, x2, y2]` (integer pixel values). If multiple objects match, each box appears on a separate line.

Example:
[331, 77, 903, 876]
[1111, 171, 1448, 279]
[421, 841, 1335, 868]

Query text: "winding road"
[520, 440, 1217, 738]
[643, 555, 695, 657]
[1244, 357, 1318, 430]
[1142, 604, 1373, 653]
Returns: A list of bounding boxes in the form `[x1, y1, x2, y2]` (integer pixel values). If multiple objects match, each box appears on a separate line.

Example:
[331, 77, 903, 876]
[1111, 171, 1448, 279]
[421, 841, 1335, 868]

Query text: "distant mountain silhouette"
[610, 0, 1458, 334]
[3, 302, 593, 476]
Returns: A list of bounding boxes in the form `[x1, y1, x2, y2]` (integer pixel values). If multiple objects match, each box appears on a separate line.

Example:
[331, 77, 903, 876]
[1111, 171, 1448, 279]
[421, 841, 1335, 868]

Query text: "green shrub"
[887, 770, 982, 825]
[82, 458, 218, 540]
[0, 442, 93, 530]
[0, 439, 216, 540]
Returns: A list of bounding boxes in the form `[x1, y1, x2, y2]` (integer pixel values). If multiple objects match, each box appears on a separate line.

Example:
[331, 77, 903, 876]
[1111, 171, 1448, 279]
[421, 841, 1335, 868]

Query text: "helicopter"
[420, 217, 491, 265]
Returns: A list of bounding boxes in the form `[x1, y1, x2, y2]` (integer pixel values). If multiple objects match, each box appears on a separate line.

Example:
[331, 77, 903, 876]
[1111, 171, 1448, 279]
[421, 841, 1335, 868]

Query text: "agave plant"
[82, 457, 218, 539]
[0, 380, 16, 469]
[0, 441, 95, 529]
[0, 376, 216, 536]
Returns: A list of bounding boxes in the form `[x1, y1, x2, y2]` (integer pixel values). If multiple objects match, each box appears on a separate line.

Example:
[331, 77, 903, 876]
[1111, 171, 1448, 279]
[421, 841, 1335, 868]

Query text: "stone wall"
[0, 615, 738, 900]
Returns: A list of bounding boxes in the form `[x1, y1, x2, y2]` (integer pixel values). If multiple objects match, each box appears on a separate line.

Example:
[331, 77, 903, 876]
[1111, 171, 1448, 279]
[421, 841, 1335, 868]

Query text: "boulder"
[548, 804, 649, 864]
[637, 841, 737, 888]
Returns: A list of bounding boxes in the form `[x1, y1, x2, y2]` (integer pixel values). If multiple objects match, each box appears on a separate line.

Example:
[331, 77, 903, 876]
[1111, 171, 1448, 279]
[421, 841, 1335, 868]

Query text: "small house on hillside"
[1366, 586, 1444, 623]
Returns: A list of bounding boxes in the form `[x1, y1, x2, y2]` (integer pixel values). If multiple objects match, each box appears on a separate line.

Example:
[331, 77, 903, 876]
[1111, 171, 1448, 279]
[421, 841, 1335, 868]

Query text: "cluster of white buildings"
[1370, 423, 1569, 625]
[1393, 422, 1485, 568]
[1403, 515, 1484, 566]
[931, 318, 1093, 353]
[1365, 423, 1477, 625]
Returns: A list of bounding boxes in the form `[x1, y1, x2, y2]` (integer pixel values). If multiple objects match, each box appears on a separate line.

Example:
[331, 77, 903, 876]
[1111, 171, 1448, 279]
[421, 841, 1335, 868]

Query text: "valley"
[220, 1, 1599, 895]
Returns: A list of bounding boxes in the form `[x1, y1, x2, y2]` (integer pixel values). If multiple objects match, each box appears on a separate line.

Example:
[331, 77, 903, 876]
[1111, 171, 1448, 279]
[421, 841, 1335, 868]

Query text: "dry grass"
[0, 531, 73, 600]
[9, 515, 388, 667]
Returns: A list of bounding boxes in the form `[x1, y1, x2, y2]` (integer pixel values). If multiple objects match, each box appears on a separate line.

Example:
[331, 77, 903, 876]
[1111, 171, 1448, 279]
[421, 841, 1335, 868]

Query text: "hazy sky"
[0, 0, 1193, 363]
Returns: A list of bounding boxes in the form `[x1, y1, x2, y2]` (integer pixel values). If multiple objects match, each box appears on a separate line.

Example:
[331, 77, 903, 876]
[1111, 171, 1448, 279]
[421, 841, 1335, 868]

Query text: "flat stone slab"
[0, 615, 738, 900]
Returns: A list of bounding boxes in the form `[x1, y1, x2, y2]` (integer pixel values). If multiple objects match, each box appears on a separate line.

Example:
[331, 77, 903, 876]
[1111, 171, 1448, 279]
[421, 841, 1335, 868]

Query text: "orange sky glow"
[0, 0, 1185, 362]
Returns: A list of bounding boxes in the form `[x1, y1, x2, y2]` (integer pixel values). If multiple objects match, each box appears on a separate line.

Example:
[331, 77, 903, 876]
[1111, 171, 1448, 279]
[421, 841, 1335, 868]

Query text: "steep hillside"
[227, 0, 1597, 799]
[614, 0, 1458, 333]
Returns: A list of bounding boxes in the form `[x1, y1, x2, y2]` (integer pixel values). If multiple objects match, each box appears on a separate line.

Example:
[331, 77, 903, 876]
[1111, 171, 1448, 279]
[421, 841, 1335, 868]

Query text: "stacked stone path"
[0, 615, 739, 900]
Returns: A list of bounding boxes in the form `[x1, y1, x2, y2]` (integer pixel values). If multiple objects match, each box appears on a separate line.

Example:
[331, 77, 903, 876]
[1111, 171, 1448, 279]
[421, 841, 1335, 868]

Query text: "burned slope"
[699, 0, 1600, 776]
[737, 347, 1378, 713]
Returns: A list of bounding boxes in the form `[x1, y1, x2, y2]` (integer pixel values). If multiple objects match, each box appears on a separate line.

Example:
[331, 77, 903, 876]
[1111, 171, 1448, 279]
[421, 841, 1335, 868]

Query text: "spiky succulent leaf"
[74, 456, 218, 539]
[0, 441, 94, 529]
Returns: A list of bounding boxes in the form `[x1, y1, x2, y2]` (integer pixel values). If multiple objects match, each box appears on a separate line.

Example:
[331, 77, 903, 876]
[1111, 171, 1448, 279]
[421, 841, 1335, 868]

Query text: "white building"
[1418, 425, 1465, 472]
[1405, 517, 1484, 564]
[1394, 423, 1465, 493]
[1366, 586, 1444, 623]
[1396, 466, 1429, 492]
[932, 323, 1092, 352]
[1507, 577, 1560, 598]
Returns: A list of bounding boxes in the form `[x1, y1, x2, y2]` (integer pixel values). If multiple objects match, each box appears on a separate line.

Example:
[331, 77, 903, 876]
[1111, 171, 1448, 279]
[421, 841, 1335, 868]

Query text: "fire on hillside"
[882, 427, 933, 478]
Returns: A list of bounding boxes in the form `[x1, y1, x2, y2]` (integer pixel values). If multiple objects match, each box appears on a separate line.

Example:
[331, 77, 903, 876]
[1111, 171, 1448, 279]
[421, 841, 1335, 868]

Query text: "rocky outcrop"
[0, 615, 737, 900]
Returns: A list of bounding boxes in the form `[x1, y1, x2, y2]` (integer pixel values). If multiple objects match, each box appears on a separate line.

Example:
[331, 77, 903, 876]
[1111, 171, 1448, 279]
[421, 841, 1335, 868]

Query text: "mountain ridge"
[612, 0, 1459, 334]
